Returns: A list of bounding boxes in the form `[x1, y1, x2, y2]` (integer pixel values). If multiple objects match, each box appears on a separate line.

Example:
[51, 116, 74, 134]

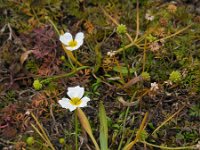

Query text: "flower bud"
[60, 55, 66, 61]
[26, 136, 35, 145]
[169, 71, 182, 83]
[59, 138, 65, 144]
[33, 80, 43, 90]
[141, 72, 151, 81]
[116, 24, 127, 34]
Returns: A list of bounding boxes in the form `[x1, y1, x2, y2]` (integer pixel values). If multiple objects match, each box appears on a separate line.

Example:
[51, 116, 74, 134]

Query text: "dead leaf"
[123, 76, 143, 88]
[20, 50, 34, 65]
[117, 96, 138, 106]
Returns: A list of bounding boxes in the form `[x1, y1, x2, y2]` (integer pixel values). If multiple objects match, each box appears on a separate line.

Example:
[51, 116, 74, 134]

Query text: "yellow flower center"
[70, 97, 81, 106]
[68, 40, 78, 47]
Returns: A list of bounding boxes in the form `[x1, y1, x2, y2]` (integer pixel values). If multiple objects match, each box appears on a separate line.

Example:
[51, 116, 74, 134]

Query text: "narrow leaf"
[77, 108, 100, 150]
[99, 101, 108, 150]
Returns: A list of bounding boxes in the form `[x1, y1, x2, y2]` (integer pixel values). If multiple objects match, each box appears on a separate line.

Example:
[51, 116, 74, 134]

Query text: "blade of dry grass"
[151, 104, 186, 135]
[31, 113, 55, 150]
[123, 112, 149, 150]
[77, 108, 100, 150]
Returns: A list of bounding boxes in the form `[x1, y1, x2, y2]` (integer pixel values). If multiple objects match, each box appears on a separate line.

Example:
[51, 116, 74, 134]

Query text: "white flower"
[150, 82, 159, 92]
[196, 141, 200, 149]
[145, 13, 154, 21]
[107, 51, 116, 57]
[58, 86, 90, 112]
[59, 32, 84, 51]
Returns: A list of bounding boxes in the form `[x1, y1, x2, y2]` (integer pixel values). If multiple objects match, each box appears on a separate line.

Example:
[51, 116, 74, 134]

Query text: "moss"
[169, 71, 182, 83]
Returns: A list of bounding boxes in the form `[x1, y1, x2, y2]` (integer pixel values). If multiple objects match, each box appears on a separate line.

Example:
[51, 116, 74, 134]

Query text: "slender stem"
[114, 24, 192, 55]
[114, 42, 142, 55]
[141, 141, 196, 150]
[117, 107, 130, 150]
[123, 112, 149, 150]
[46, 17, 82, 67]
[46, 16, 60, 36]
[151, 104, 185, 135]
[31, 113, 56, 150]
[133, 0, 139, 42]
[153, 24, 192, 43]
[75, 109, 78, 150]
[100, 6, 133, 42]
[40, 66, 90, 81]
[67, 55, 75, 69]
[31, 8, 41, 24]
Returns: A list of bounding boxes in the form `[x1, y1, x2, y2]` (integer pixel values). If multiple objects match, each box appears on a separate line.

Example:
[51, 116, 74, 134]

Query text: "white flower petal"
[75, 32, 84, 42]
[79, 96, 90, 107]
[58, 98, 70, 108]
[75, 32, 84, 47]
[65, 45, 80, 51]
[58, 98, 77, 111]
[59, 32, 73, 45]
[67, 86, 84, 99]
[67, 104, 77, 112]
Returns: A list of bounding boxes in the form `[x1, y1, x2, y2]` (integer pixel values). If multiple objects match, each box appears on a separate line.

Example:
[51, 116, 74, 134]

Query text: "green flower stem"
[115, 24, 192, 55]
[115, 42, 143, 55]
[67, 55, 75, 69]
[40, 66, 90, 81]
[31, 8, 40, 24]
[140, 140, 196, 150]
[46, 17, 74, 68]
[153, 24, 192, 44]
[45, 16, 60, 36]
[46, 16, 82, 68]
[75, 109, 78, 150]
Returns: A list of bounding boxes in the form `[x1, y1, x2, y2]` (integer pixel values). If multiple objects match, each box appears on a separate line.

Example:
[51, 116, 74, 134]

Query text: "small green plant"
[189, 104, 200, 117]
[139, 130, 149, 141]
[141, 72, 151, 81]
[5, 90, 16, 102]
[146, 34, 157, 42]
[116, 24, 127, 34]
[26, 136, 35, 145]
[169, 71, 182, 83]
[33, 80, 43, 90]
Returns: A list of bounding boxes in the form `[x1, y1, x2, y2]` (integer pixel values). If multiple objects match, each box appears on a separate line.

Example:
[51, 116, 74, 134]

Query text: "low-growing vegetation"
[0, 0, 199, 149]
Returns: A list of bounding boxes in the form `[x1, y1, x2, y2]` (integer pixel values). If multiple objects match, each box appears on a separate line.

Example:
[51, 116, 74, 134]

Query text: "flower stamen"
[70, 97, 82, 106]
[68, 40, 78, 48]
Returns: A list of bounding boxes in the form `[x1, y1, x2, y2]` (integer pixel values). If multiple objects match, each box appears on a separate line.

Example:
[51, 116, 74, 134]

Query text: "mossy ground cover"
[0, 0, 200, 149]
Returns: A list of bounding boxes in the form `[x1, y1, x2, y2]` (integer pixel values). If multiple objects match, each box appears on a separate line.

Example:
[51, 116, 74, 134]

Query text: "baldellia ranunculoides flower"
[58, 86, 90, 111]
[59, 32, 84, 51]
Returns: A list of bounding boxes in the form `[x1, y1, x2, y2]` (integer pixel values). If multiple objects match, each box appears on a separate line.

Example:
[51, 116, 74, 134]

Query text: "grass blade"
[31, 113, 55, 150]
[99, 101, 108, 150]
